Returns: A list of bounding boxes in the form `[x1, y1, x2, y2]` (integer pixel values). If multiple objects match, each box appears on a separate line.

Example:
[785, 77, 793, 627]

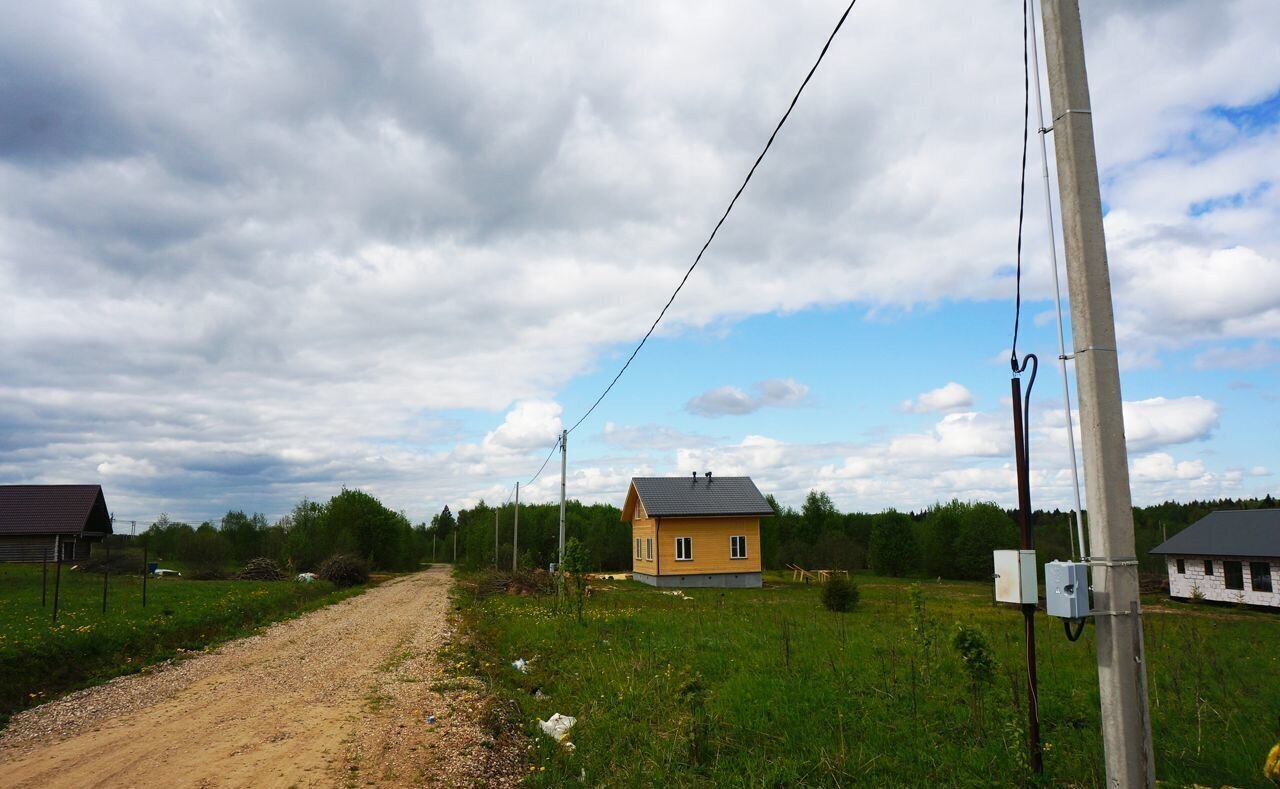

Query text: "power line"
[564, 0, 861, 437]
[525, 437, 561, 487]
[1010, 0, 1031, 371]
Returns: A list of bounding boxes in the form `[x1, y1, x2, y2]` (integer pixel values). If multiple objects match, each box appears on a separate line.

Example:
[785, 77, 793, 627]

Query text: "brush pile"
[233, 558, 286, 581]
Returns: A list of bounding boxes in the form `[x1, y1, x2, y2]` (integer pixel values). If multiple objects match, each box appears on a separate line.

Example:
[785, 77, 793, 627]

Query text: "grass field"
[454, 571, 1280, 788]
[0, 562, 365, 727]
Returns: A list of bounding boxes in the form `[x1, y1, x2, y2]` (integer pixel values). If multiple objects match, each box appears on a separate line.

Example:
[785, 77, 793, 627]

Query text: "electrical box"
[993, 549, 1038, 604]
[1044, 560, 1090, 619]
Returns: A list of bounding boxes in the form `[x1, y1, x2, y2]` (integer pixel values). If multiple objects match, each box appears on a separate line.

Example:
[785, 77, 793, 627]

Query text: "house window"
[1203, 560, 1214, 576]
[636, 538, 642, 559]
[1175, 559, 1185, 574]
[730, 535, 747, 559]
[646, 538, 652, 561]
[1251, 562, 1273, 593]
[675, 537, 692, 561]
[1224, 560, 1244, 590]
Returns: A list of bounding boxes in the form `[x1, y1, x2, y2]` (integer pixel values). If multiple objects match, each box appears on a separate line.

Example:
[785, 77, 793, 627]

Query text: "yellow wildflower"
[1265, 741, 1280, 782]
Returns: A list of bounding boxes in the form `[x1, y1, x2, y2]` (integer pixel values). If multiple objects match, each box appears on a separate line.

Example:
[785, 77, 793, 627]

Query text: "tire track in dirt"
[0, 566, 520, 788]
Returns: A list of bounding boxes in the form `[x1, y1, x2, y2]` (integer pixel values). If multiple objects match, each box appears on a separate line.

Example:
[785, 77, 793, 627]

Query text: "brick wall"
[1167, 555, 1280, 607]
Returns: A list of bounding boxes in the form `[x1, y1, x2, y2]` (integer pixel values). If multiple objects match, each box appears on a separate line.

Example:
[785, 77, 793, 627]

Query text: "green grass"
[455, 571, 1280, 788]
[0, 563, 366, 727]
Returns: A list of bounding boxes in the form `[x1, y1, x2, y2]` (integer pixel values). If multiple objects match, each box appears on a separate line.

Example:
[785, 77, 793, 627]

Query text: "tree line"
[140, 488, 431, 573]
[443, 492, 1278, 578]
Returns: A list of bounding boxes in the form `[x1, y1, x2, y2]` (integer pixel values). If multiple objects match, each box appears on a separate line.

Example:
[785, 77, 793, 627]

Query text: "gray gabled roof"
[627, 476, 775, 518]
[1150, 509, 1280, 559]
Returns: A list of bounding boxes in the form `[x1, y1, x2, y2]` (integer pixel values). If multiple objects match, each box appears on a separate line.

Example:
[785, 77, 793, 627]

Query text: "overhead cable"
[1010, 0, 1031, 372]
[525, 437, 561, 487]
[564, 0, 862, 437]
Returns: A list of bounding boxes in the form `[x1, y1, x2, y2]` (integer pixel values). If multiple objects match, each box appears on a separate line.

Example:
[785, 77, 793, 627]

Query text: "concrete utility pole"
[558, 429, 568, 600]
[558, 430, 567, 565]
[1040, 2, 1155, 785]
[512, 482, 520, 573]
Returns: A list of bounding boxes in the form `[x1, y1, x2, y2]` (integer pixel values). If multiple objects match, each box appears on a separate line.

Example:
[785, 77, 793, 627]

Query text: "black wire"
[1064, 617, 1087, 642]
[1017, 353, 1038, 463]
[1010, 0, 1031, 373]
[525, 437, 561, 487]
[565, 0, 861, 436]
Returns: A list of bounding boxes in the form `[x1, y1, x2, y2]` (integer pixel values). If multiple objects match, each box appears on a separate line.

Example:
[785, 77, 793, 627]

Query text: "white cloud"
[1130, 452, 1208, 482]
[900, 382, 975, 413]
[1122, 396, 1220, 451]
[599, 422, 712, 450]
[889, 412, 1008, 460]
[685, 379, 810, 417]
[686, 386, 757, 417]
[481, 401, 563, 453]
[1193, 341, 1280, 370]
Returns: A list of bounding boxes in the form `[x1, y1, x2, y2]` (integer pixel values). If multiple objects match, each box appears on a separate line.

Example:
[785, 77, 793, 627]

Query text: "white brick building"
[1151, 509, 1279, 608]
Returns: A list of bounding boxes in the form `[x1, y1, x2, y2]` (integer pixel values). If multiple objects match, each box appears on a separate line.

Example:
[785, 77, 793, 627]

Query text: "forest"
[437, 492, 1279, 579]
[140, 488, 431, 573]
[134, 484, 1276, 581]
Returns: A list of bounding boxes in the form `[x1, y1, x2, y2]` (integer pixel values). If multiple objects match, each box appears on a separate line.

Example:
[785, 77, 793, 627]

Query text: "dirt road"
[0, 567, 520, 788]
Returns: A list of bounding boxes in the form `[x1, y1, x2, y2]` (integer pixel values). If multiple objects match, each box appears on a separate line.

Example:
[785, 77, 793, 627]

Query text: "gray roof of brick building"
[1149, 509, 1280, 559]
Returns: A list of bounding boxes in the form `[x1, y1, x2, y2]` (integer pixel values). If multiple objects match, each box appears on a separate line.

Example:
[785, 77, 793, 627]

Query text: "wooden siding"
[631, 517, 657, 571]
[0, 535, 91, 563]
[655, 517, 761, 575]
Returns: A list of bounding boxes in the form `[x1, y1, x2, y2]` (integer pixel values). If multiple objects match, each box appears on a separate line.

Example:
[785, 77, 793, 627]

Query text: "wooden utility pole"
[1040, 1, 1155, 785]
[512, 482, 520, 573]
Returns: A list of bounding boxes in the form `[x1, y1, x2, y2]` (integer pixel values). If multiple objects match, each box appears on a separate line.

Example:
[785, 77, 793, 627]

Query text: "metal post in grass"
[52, 535, 63, 624]
[102, 539, 110, 614]
[42, 547, 49, 607]
[142, 546, 148, 608]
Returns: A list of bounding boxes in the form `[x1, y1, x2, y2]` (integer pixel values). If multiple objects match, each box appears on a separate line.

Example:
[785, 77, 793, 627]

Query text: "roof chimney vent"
[705, 471, 712, 481]
[691, 471, 697, 481]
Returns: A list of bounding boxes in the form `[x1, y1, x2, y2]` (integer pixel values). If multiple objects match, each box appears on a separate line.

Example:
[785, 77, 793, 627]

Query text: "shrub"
[821, 577, 859, 612]
[317, 553, 369, 587]
[952, 622, 997, 688]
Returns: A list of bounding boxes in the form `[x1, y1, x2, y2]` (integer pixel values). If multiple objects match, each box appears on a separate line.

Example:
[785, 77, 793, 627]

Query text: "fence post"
[102, 539, 110, 614]
[52, 537, 63, 624]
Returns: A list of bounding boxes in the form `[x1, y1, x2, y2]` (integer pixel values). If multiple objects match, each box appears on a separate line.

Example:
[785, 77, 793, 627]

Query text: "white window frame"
[646, 538, 652, 561]
[636, 537, 643, 559]
[730, 535, 747, 560]
[675, 536, 692, 561]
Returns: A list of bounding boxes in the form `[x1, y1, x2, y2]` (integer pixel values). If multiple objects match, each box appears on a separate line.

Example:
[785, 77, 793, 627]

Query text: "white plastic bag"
[538, 713, 577, 743]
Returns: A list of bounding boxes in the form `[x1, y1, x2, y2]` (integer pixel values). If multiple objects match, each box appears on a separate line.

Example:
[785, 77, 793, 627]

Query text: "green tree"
[953, 502, 1017, 580]
[922, 500, 965, 577]
[868, 510, 921, 577]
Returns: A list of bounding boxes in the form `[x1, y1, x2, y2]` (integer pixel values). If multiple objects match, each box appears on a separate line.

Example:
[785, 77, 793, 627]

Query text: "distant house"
[1150, 509, 1279, 608]
[620, 473, 774, 588]
[0, 485, 113, 563]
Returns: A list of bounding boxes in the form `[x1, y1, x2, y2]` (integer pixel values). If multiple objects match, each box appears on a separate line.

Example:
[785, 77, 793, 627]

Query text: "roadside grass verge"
[454, 569, 1280, 787]
[0, 563, 367, 727]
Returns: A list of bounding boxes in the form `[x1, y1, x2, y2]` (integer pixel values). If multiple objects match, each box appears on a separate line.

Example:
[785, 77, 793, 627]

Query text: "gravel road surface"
[0, 566, 521, 788]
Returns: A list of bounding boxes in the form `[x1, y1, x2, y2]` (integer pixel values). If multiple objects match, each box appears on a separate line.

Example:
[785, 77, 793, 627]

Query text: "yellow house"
[621, 473, 774, 588]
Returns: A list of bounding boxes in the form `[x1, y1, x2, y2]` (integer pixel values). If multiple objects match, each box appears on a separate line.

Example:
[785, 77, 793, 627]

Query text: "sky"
[2, 0, 1278, 527]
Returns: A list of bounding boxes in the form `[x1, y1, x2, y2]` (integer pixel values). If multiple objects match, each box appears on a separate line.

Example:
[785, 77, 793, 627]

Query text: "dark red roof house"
[0, 485, 113, 562]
